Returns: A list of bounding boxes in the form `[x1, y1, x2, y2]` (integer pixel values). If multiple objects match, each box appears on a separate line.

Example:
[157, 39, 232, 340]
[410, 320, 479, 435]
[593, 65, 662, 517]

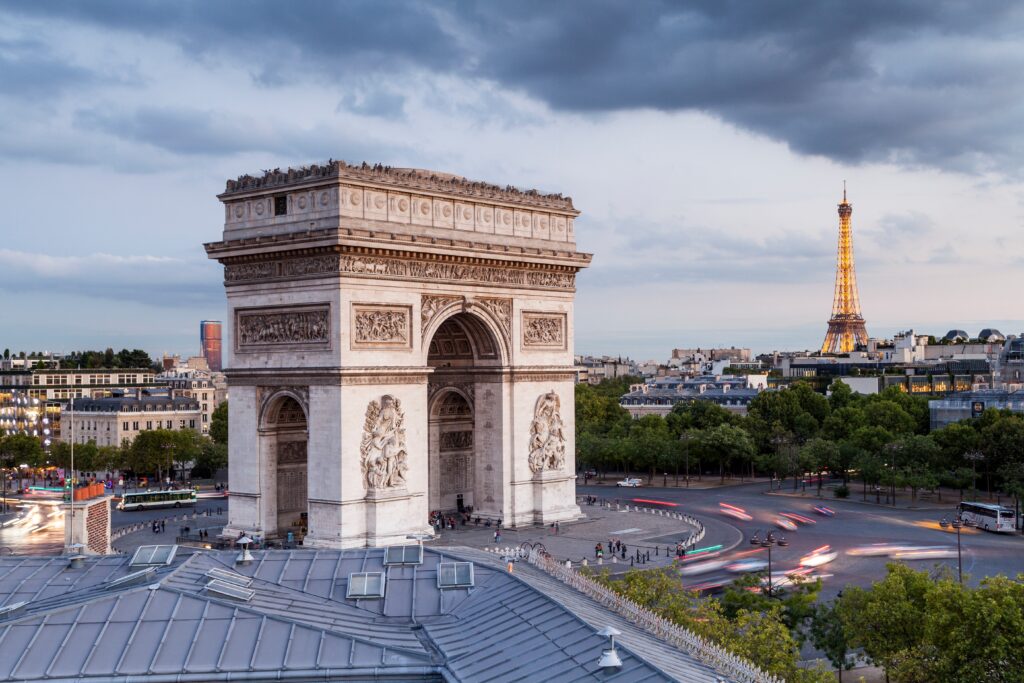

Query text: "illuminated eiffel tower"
[821, 183, 868, 354]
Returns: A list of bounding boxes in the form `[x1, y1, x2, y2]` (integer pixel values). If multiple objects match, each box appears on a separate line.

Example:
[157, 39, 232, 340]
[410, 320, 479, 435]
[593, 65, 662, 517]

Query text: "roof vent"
[129, 545, 178, 567]
[346, 572, 386, 599]
[205, 578, 255, 602]
[384, 544, 423, 566]
[105, 567, 157, 590]
[68, 554, 87, 569]
[597, 625, 623, 670]
[0, 601, 27, 621]
[437, 562, 474, 588]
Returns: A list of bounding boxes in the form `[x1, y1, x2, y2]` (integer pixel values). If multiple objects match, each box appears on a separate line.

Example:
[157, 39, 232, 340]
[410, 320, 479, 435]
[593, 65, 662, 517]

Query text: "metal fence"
[525, 547, 782, 683]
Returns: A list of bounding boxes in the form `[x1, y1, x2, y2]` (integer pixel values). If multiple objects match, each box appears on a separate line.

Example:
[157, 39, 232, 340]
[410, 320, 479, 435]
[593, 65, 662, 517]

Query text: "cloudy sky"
[1, 1, 1022, 361]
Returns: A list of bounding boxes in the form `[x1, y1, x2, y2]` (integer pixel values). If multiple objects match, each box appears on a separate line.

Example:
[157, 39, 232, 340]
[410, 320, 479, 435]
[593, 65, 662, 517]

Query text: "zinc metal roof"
[0, 547, 735, 682]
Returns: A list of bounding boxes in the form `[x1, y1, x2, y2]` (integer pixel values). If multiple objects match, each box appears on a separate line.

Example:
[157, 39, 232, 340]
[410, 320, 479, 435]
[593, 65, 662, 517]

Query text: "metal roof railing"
[525, 549, 783, 683]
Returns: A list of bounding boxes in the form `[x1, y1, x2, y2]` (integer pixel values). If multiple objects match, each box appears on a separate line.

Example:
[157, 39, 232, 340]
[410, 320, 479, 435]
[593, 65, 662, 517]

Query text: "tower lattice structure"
[821, 185, 868, 354]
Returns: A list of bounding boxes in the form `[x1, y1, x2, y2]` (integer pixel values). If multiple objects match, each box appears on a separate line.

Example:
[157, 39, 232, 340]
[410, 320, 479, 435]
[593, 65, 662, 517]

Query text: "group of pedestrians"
[151, 519, 166, 534]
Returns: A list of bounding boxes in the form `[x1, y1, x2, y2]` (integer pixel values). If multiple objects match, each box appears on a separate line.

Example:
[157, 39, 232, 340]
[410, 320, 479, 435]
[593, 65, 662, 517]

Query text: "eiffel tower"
[821, 184, 868, 354]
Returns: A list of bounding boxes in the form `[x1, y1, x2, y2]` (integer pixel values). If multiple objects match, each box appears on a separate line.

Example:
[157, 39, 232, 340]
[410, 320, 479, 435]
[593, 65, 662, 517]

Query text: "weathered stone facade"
[206, 160, 590, 548]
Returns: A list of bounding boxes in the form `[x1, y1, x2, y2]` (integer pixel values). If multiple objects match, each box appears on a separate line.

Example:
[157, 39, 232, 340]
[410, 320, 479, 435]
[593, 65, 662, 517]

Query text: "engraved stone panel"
[454, 202, 475, 230]
[433, 198, 454, 228]
[411, 195, 433, 226]
[532, 213, 551, 240]
[278, 440, 308, 464]
[440, 451, 472, 495]
[475, 205, 494, 234]
[388, 192, 411, 223]
[440, 430, 473, 450]
[225, 262, 275, 283]
[522, 311, 566, 349]
[236, 305, 330, 351]
[364, 189, 388, 220]
[513, 210, 532, 238]
[494, 208, 513, 236]
[339, 185, 364, 218]
[352, 304, 412, 349]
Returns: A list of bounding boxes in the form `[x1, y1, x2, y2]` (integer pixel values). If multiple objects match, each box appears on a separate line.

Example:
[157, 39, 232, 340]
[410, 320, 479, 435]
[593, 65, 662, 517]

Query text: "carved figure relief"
[352, 305, 411, 348]
[528, 391, 566, 473]
[522, 312, 566, 349]
[360, 395, 409, 491]
[480, 297, 512, 343]
[237, 307, 330, 349]
[421, 295, 459, 340]
[277, 441, 308, 464]
[439, 430, 473, 450]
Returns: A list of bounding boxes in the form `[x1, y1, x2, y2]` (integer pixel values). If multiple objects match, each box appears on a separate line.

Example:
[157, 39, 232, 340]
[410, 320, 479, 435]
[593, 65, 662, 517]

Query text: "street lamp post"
[886, 442, 900, 507]
[679, 433, 692, 488]
[963, 451, 984, 500]
[750, 530, 789, 597]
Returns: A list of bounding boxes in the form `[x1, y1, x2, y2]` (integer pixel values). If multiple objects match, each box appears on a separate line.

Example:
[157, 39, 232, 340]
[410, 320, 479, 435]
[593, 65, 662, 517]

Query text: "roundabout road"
[579, 481, 1024, 599]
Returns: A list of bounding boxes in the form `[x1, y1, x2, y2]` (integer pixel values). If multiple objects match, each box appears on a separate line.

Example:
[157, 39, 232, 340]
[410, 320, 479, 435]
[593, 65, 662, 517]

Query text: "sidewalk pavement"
[112, 510, 226, 554]
[425, 501, 738, 571]
[584, 476, 773, 490]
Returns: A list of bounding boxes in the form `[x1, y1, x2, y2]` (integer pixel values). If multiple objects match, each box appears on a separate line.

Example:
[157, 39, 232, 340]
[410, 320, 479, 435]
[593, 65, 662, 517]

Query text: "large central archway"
[426, 312, 505, 521]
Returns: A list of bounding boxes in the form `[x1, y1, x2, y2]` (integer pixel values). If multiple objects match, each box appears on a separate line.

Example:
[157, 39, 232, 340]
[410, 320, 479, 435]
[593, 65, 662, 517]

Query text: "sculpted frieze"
[528, 391, 566, 474]
[360, 395, 408, 491]
[522, 312, 566, 349]
[352, 305, 411, 348]
[224, 252, 576, 290]
[440, 430, 473, 450]
[236, 306, 330, 349]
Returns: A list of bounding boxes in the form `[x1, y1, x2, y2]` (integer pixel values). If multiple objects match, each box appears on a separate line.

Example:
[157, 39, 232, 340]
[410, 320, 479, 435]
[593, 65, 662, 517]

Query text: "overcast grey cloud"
[5, 1, 1023, 174]
[0, 1, 1021, 358]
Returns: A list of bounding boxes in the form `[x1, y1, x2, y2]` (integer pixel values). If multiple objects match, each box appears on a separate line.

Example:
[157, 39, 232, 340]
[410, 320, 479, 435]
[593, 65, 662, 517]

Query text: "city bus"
[957, 501, 1016, 533]
[119, 489, 197, 511]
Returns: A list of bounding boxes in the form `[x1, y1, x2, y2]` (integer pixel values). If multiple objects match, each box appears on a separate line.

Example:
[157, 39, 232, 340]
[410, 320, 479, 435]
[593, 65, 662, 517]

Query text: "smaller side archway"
[259, 393, 308, 539]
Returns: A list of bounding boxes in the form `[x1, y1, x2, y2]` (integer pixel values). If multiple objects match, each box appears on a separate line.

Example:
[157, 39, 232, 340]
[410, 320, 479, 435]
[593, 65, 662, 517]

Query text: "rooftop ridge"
[222, 159, 576, 212]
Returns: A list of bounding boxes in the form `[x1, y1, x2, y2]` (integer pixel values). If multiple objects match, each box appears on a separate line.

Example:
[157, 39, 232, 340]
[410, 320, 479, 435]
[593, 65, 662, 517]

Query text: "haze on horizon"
[1, 1, 1022, 361]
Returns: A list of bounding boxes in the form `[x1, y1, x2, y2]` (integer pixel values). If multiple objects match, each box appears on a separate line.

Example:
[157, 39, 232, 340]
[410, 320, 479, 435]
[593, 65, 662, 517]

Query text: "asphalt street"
[579, 481, 1024, 600]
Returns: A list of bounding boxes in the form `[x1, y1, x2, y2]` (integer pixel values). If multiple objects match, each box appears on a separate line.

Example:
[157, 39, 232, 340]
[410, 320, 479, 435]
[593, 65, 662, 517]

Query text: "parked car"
[616, 478, 642, 487]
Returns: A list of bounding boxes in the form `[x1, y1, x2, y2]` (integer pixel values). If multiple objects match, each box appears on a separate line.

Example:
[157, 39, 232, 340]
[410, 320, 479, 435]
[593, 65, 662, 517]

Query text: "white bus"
[119, 489, 197, 511]
[957, 501, 1016, 533]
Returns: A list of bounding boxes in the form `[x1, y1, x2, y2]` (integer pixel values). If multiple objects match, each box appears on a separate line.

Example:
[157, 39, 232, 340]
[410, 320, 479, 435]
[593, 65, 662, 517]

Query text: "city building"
[201, 320, 223, 372]
[821, 185, 869, 354]
[929, 389, 1024, 430]
[62, 392, 201, 447]
[0, 367, 160, 443]
[0, 545, 744, 682]
[574, 354, 639, 384]
[619, 374, 767, 418]
[159, 366, 228, 434]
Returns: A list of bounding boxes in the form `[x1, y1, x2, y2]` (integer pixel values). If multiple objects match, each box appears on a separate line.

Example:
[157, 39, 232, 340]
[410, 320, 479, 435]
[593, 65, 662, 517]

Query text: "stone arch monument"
[205, 161, 591, 547]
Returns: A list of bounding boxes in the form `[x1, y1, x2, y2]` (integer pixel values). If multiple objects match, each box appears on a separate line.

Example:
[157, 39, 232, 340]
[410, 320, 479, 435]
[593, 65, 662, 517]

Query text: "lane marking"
[609, 528, 642, 534]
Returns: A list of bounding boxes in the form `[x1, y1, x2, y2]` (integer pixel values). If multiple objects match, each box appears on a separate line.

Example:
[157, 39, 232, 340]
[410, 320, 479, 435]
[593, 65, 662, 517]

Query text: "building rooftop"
[221, 159, 576, 212]
[65, 395, 199, 412]
[0, 547, 736, 682]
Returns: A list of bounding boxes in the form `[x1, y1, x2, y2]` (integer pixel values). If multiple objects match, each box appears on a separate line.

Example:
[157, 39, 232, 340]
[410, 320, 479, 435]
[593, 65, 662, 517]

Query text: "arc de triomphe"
[205, 161, 591, 548]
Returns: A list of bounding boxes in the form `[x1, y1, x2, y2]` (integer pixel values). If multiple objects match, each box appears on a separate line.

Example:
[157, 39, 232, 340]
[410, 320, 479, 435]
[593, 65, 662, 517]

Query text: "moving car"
[616, 478, 642, 487]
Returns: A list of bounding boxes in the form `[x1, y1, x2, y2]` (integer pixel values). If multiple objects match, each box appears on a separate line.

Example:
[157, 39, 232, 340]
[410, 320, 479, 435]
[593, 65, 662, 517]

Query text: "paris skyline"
[1, 2, 1022, 359]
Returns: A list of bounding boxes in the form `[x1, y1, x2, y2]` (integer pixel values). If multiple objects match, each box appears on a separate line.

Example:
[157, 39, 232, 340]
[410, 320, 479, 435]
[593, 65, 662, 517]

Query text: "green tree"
[209, 401, 229, 445]
[801, 438, 840, 494]
[837, 563, 933, 677]
[700, 423, 756, 483]
[809, 601, 854, 682]
[193, 440, 228, 478]
[981, 415, 1024, 497]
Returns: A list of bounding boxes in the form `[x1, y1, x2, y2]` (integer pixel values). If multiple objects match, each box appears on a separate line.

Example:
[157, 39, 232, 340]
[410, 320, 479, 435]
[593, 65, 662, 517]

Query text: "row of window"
[120, 420, 196, 431]
[33, 374, 153, 386]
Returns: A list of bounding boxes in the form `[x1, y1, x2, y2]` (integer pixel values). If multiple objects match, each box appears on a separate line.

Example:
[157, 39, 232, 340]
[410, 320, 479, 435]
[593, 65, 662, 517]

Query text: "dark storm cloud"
[4, 1, 1023, 173]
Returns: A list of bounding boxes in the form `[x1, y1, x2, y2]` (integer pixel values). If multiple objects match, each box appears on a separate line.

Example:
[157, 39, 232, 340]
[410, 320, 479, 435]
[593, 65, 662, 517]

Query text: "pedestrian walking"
[494, 530, 501, 544]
